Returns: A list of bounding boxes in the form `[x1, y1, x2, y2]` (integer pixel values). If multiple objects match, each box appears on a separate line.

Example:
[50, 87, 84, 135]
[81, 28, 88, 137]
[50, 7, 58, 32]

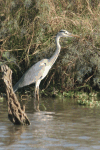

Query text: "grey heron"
[13, 30, 79, 101]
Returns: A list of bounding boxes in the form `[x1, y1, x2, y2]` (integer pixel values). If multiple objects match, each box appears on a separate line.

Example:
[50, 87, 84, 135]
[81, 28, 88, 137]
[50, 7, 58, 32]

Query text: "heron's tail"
[13, 82, 19, 92]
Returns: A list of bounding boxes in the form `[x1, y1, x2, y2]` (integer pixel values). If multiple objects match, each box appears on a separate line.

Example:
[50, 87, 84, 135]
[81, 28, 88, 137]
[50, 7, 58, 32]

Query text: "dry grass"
[0, 0, 100, 91]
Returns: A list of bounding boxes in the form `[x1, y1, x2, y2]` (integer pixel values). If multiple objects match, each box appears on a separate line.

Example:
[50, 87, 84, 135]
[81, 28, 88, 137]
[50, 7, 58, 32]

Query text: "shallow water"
[0, 97, 100, 150]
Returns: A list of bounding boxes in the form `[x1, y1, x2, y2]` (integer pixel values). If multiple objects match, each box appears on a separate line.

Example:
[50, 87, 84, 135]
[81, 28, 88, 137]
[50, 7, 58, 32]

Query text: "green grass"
[0, 0, 100, 93]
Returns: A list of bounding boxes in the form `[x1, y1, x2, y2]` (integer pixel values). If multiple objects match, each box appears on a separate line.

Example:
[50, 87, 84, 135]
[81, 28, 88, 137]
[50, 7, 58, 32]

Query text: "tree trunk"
[0, 65, 30, 125]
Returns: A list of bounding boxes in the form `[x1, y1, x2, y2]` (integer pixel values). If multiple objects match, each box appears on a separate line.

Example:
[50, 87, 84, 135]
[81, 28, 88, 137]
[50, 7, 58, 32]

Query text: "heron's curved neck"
[49, 35, 61, 66]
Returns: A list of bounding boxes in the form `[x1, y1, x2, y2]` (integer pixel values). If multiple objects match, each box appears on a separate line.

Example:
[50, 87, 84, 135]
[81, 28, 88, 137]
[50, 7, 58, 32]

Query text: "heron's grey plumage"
[13, 30, 79, 101]
[13, 59, 50, 91]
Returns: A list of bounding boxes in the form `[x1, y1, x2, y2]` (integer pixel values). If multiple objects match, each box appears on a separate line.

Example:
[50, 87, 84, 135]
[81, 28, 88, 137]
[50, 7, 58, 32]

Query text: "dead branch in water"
[0, 65, 30, 125]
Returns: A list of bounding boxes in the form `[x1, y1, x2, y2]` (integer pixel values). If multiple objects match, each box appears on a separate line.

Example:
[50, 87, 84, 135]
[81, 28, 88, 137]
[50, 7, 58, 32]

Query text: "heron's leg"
[34, 87, 39, 102]
[34, 81, 40, 111]
[36, 87, 39, 102]
[37, 87, 39, 102]
[34, 87, 36, 100]
[34, 86, 40, 111]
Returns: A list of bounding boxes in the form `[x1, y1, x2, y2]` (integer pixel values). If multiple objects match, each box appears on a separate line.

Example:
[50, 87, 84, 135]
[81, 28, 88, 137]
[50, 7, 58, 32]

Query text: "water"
[0, 97, 100, 150]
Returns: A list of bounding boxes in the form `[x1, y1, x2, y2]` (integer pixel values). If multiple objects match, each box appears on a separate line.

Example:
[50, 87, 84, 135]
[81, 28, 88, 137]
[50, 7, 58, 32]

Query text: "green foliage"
[2, 51, 16, 62]
[0, 96, 4, 102]
[75, 91, 100, 107]
[77, 99, 100, 107]
[0, 0, 100, 92]
[62, 91, 75, 98]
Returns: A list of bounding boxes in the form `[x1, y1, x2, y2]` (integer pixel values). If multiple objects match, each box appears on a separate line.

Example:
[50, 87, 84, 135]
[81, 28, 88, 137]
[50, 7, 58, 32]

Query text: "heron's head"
[57, 30, 80, 38]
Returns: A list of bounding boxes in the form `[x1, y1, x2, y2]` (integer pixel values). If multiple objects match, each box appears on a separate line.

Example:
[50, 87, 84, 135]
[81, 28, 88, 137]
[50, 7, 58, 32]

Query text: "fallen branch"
[0, 65, 30, 125]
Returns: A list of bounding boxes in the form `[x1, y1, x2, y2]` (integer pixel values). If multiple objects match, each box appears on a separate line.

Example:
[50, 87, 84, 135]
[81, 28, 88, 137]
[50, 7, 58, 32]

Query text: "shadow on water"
[0, 96, 100, 150]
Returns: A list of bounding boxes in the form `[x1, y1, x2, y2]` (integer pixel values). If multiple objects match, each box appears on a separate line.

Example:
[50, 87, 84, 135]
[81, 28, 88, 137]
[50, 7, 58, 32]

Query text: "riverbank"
[0, 0, 100, 95]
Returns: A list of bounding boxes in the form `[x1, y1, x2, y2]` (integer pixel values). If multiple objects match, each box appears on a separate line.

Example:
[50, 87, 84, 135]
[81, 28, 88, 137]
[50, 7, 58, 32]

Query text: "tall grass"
[0, 0, 100, 92]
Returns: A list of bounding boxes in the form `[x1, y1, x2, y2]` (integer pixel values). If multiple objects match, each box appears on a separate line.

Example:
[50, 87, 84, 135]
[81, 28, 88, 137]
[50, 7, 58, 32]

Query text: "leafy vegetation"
[0, 0, 100, 95]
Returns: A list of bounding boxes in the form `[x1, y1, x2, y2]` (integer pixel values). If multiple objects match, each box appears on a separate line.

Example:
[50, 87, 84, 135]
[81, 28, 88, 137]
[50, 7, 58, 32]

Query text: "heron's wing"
[13, 59, 51, 91]
[23, 59, 50, 84]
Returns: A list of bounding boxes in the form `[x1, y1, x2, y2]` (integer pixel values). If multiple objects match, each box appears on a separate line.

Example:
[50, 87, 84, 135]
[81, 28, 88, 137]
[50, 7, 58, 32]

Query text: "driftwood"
[0, 65, 30, 125]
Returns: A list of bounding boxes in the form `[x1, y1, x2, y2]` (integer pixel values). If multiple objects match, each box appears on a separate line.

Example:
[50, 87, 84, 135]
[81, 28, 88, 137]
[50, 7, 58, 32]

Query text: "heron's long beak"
[69, 33, 80, 38]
